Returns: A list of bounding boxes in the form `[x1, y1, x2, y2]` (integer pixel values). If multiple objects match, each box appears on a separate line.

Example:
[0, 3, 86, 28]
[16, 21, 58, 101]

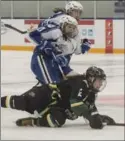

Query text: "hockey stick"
[3, 23, 70, 81]
[52, 52, 67, 80]
[103, 122, 125, 127]
[108, 123, 125, 126]
[4, 23, 27, 34]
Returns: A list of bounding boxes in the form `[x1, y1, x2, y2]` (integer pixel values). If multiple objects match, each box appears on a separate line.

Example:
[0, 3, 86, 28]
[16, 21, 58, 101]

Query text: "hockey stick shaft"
[109, 123, 125, 126]
[52, 52, 67, 80]
[4, 24, 27, 34]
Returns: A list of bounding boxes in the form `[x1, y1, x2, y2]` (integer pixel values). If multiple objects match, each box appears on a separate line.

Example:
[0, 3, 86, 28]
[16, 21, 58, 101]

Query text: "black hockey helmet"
[86, 66, 107, 92]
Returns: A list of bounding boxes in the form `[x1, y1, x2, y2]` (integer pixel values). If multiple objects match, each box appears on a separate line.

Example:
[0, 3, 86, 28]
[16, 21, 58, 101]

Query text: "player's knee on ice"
[38, 108, 66, 127]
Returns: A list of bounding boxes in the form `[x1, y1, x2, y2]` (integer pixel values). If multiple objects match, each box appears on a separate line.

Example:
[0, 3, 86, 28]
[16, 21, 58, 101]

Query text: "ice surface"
[1, 51, 124, 140]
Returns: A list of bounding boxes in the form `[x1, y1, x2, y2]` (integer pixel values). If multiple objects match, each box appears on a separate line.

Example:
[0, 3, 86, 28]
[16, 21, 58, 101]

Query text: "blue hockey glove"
[43, 46, 53, 56]
[54, 55, 68, 67]
[38, 41, 54, 56]
[81, 38, 91, 54]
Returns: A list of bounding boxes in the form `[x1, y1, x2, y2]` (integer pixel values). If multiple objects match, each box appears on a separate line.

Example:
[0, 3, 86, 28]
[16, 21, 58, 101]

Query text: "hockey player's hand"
[81, 38, 91, 54]
[54, 55, 68, 67]
[89, 113, 104, 129]
[65, 109, 78, 120]
[100, 115, 116, 125]
[44, 47, 53, 56]
[39, 41, 55, 56]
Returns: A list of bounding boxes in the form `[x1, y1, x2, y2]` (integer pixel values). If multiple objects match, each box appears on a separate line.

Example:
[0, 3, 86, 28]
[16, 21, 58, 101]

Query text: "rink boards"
[1, 19, 125, 54]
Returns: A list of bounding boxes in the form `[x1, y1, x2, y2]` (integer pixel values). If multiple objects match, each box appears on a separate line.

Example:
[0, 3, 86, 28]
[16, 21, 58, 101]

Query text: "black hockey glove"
[88, 113, 104, 129]
[100, 114, 116, 125]
[65, 109, 78, 120]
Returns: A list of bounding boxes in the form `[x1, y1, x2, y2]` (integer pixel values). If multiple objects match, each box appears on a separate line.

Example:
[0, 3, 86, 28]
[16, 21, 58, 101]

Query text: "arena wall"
[1, 19, 124, 54]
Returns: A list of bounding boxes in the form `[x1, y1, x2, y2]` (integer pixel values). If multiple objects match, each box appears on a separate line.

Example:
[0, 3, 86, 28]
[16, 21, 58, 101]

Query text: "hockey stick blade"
[4, 24, 27, 34]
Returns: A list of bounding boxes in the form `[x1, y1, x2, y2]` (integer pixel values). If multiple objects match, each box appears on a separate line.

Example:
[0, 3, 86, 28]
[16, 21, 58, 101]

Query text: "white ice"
[1, 51, 124, 140]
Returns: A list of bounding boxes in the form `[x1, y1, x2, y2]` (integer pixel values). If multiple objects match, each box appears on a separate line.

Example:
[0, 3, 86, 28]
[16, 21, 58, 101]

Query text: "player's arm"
[74, 35, 91, 55]
[28, 29, 42, 45]
[56, 76, 84, 120]
[70, 98, 115, 129]
[69, 98, 104, 129]
[29, 23, 61, 45]
[28, 20, 45, 45]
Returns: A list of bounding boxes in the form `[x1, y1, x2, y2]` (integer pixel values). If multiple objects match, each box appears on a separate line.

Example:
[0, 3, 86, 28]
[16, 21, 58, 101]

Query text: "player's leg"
[31, 53, 53, 84]
[1, 85, 52, 114]
[62, 65, 80, 77]
[16, 107, 66, 127]
[31, 53, 63, 84]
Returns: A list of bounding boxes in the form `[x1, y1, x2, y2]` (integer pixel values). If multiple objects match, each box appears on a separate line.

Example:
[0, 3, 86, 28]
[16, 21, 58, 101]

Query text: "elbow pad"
[29, 30, 41, 44]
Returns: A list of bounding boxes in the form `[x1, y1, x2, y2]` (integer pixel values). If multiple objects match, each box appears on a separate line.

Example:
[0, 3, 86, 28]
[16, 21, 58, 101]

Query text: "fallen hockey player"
[1, 66, 117, 129]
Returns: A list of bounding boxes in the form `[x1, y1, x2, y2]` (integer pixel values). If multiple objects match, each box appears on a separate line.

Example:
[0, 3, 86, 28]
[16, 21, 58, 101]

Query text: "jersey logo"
[77, 88, 83, 97]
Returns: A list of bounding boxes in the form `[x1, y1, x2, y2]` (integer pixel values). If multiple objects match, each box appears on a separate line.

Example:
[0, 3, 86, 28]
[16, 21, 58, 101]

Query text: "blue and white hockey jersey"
[30, 12, 91, 84]
[29, 12, 65, 45]
[28, 12, 83, 56]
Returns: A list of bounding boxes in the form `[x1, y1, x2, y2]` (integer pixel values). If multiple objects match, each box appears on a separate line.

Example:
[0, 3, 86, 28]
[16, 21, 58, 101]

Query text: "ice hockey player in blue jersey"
[31, 15, 80, 84]
[28, 1, 91, 55]
[30, 15, 91, 84]
[29, 1, 91, 84]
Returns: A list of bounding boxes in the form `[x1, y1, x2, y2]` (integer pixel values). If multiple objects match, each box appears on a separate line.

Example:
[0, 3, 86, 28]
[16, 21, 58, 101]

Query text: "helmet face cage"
[92, 77, 107, 92]
[86, 66, 107, 92]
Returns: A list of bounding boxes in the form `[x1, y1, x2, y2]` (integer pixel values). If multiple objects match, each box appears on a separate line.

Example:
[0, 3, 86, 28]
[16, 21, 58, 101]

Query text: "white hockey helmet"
[65, 1, 83, 13]
[60, 15, 78, 27]
[59, 15, 78, 38]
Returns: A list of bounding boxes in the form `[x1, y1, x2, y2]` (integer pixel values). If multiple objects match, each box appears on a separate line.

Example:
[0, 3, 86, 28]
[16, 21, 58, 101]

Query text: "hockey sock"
[1, 96, 12, 108]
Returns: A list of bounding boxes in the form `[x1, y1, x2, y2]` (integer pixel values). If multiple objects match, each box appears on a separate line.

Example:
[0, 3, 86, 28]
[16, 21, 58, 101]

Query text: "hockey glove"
[89, 113, 104, 129]
[37, 41, 56, 56]
[43, 46, 53, 56]
[65, 109, 78, 120]
[81, 38, 91, 54]
[100, 114, 116, 125]
[54, 55, 68, 67]
[43, 42, 55, 56]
